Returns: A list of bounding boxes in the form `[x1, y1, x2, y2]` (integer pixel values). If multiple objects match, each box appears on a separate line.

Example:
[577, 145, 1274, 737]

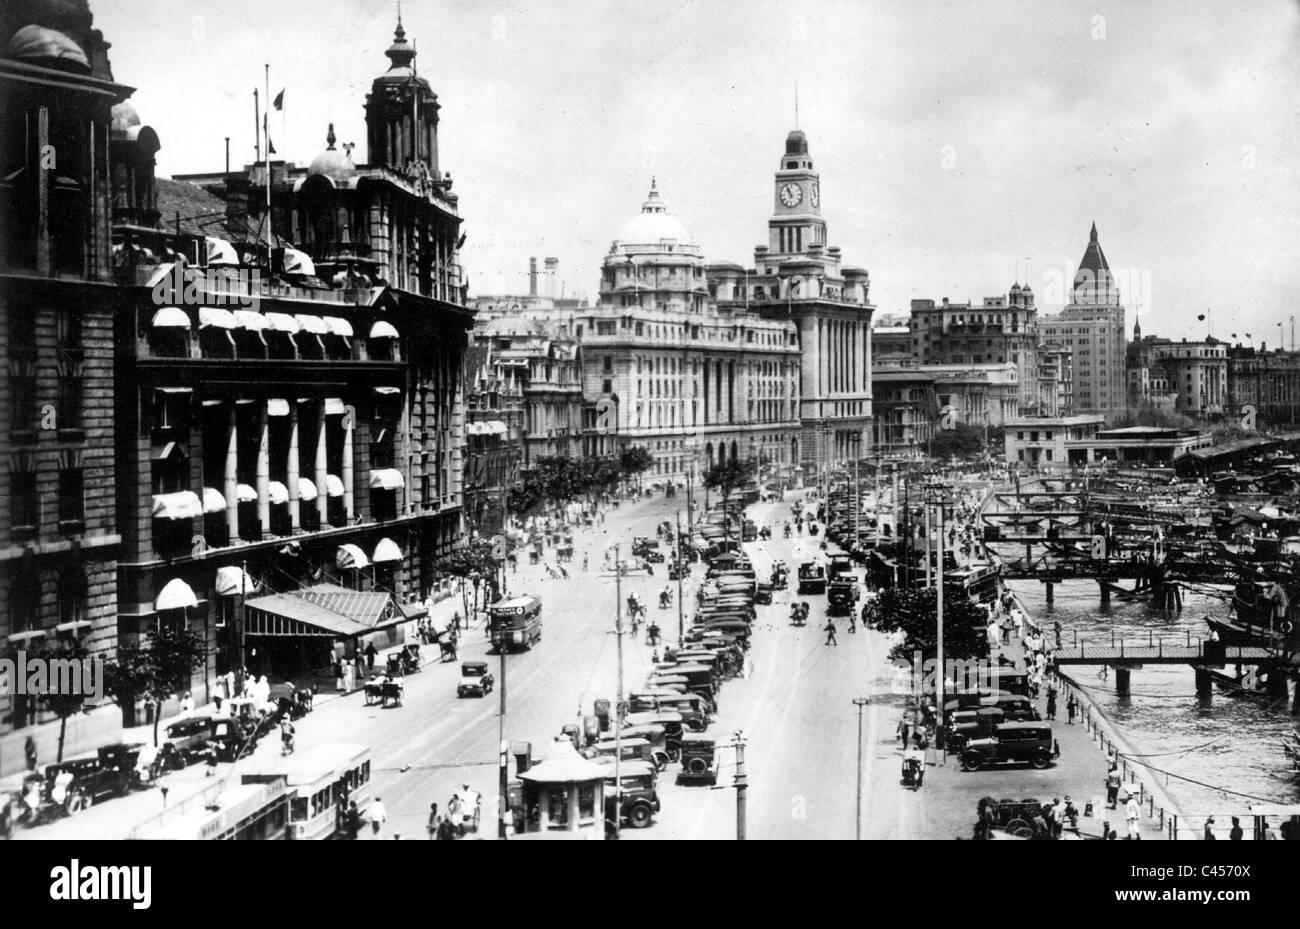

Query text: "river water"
[1007, 578, 1299, 819]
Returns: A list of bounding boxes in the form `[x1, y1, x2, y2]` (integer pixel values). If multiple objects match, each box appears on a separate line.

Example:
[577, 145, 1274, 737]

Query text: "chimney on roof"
[529, 257, 538, 297]
[544, 257, 558, 299]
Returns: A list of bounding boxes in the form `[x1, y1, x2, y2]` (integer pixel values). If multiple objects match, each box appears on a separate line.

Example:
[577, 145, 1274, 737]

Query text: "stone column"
[342, 405, 355, 522]
[225, 404, 239, 540]
[287, 401, 301, 531]
[257, 400, 271, 538]
[315, 403, 329, 525]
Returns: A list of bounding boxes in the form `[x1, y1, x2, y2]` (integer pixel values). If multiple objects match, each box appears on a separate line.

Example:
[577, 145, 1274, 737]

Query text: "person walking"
[582, 552, 589, 572]
[427, 803, 441, 840]
[24, 736, 37, 772]
[1203, 817, 1216, 840]
[897, 716, 911, 748]
[364, 642, 378, 670]
[280, 716, 295, 755]
[1105, 764, 1121, 809]
[1046, 686, 1058, 721]
[369, 796, 388, 837]
[823, 620, 838, 646]
[1125, 793, 1142, 840]
[1066, 693, 1077, 725]
[1229, 817, 1244, 840]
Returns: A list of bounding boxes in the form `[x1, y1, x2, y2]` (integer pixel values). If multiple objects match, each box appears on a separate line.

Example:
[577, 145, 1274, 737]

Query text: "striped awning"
[336, 544, 369, 569]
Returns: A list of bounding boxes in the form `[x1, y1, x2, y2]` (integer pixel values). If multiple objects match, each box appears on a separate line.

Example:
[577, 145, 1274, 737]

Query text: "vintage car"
[158, 714, 218, 769]
[754, 582, 775, 605]
[667, 560, 691, 580]
[633, 537, 665, 563]
[41, 757, 132, 810]
[585, 737, 668, 772]
[458, 661, 495, 698]
[797, 562, 827, 595]
[598, 759, 661, 830]
[676, 733, 720, 786]
[960, 722, 1055, 772]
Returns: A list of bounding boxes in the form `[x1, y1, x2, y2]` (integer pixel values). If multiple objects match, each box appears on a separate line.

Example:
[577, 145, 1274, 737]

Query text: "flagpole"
[264, 63, 272, 269]
[253, 88, 260, 164]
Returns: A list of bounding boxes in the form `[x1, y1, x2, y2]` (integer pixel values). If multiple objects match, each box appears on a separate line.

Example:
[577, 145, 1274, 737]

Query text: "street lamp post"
[675, 509, 685, 648]
[853, 697, 869, 839]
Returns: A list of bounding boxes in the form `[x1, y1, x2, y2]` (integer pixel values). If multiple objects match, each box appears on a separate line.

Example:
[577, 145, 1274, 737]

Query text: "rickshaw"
[387, 643, 421, 676]
[363, 676, 387, 706]
[381, 676, 405, 707]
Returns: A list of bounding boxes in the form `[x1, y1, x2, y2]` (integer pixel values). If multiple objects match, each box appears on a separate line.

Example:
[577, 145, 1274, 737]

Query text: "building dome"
[307, 124, 355, 180]
[614, 179, 695, 247]
[110, 101, 140, 133]
[1010, 282, 1022, 294]
[785, 129, 809, 156]
[6, 23, 89, 71]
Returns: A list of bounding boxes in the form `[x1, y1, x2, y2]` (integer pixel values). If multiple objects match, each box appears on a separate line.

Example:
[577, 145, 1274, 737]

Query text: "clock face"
[810, 181, 820, 209]
[779, 183, 803, 208]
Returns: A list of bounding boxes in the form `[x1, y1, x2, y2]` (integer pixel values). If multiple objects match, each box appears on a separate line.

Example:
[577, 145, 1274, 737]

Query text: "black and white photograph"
[0, 0, 1297, 885]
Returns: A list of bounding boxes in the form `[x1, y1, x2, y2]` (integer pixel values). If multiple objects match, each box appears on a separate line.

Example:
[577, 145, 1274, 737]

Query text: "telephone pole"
[497, 604, 508, 839]
[732, 730, 747, 840]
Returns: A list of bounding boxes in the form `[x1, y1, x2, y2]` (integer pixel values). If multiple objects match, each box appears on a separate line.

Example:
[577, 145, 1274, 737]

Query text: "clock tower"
[768, 130, 827, 257]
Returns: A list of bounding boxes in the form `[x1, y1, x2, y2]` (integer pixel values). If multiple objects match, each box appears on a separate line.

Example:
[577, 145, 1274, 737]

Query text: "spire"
[385, 12, 416, 70]
[325, 123, 336, 150]
[642, 178, 665, 214]
[1073, 222, 1119, 306]
[1090, 221, 1098, 242]
[1133, 316, 1142, 340]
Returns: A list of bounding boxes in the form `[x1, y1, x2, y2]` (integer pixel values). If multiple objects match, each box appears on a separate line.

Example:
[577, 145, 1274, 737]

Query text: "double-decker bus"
[490, 595, 543, 651]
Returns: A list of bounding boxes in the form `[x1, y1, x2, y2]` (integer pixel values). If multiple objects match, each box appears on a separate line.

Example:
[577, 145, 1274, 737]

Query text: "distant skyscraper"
[1039, 224, 1128, 416]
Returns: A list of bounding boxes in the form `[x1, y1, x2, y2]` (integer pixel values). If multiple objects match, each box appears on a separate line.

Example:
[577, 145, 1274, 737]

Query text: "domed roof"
[7, 24, 89, 71]
[110, 101, 140, 133]
[785, 129, 809, 156]
[1010, 282, 1022, 294]
[614, 179, 695, 247]
[307, 124, 355, 180]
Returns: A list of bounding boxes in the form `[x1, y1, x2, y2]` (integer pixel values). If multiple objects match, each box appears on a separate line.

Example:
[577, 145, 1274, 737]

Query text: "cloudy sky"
[95, 0, 1300, 342]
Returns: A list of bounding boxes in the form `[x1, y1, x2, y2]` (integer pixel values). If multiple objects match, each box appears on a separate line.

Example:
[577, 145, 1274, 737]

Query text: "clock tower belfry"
[768, 130, 827, 257]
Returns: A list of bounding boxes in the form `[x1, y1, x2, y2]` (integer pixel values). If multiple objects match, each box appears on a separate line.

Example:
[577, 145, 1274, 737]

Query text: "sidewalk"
[896, 621, 1173, 840]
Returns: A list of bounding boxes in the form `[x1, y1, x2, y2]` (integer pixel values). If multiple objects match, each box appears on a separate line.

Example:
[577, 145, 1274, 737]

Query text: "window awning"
[205, 236, 238, 267]
[336, 543, 369, 569]
[467, 422, 485, 436]
[244, 584, 410, 638]
[198, 306, 239, 329]
[215, 566, 258, 597]
[236, 483, 258, 503]
[325, 474, 345, 497]
[155, 386, 193, 395]
[323, 316, 354, 338]
[264, 312, 300, 334]
[202, 487, 227, 514]
[374, 386, 402, 396]
[234, 310, 268, 331]
[369, 469, 405, 491]
[152, 491, 203, 521]
[324, 397, 345, 416]
[283, 248, 316, 277]
[295, 313, 328, 334]
[267, 398, 291, 416]
[155, 578, 199, 611]
[151, 307, 191, 328]
[298, 478, 318, 501]
[369, 320, 400, 340]
[484, 420, 507, 435]
[372, 537, 403, 563]
[267, 481, 289, 505]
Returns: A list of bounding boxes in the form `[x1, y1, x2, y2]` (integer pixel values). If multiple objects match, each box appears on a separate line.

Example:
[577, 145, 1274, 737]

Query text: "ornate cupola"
[364, 14, 441, 177]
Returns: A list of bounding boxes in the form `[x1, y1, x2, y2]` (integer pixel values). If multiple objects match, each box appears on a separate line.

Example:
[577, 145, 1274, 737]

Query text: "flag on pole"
[273, 89, 284, 111]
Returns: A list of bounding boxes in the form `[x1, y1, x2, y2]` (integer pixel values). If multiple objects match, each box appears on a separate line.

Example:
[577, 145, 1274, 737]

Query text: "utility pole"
[933, 485, 947, 761]
[923, 497, 932, 589]
[675, 509, 685, 647]
[853, 697, 869, 840]
[732, 730, 747, 840]
[613, 543, 623, 839]
[498, 611, 507, 839]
